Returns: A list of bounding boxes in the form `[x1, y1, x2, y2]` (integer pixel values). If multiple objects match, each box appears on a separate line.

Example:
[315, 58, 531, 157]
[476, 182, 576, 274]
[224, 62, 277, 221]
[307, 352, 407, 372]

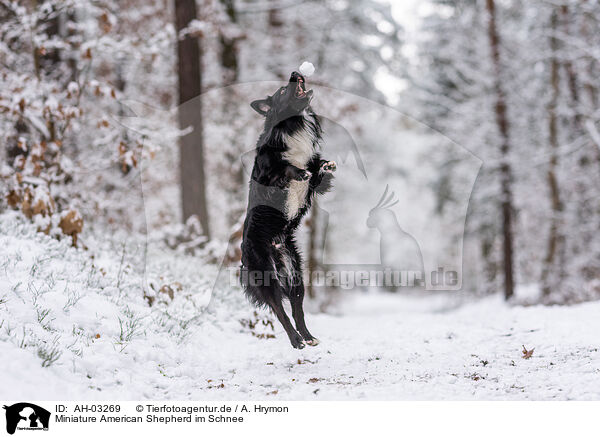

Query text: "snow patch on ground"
[1, 212, 599, 400]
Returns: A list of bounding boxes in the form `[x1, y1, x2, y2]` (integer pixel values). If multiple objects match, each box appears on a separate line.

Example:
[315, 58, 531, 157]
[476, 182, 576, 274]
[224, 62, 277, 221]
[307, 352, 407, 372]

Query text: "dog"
[240, 71, 336, 349]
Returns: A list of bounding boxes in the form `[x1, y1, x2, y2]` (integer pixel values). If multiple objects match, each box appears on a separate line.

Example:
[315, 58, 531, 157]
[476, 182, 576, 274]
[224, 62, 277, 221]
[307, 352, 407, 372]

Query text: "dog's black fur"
[241, 71, 335, 349]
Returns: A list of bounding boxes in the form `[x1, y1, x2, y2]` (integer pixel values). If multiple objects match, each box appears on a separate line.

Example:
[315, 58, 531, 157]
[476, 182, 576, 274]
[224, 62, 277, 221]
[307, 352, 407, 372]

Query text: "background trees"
[406, 0, 600, 303]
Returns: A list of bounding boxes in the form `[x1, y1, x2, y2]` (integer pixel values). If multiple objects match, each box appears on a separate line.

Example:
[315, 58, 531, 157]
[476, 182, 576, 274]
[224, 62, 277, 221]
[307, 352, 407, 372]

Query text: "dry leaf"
[522, 345, 534, 359]
[6, 190, 21, 208]
[59, 209, 84, 246]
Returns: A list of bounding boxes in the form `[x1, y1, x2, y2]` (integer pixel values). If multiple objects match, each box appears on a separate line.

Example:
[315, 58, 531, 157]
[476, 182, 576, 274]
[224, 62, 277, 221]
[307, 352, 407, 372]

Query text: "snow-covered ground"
[1, 211, 599, 401]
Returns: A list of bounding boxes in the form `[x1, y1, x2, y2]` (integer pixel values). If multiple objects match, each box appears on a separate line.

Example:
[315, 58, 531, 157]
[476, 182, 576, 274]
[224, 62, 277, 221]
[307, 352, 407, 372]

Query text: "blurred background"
[2, 0, 600, 307]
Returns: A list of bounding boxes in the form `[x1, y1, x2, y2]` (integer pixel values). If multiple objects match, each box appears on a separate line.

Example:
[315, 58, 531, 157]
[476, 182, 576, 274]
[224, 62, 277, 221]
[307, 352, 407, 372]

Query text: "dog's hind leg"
[290, 285, 319, 346]
[290, 283, 318, 346]
[265, 291, 305, 349]
[286, 238, 319, 346]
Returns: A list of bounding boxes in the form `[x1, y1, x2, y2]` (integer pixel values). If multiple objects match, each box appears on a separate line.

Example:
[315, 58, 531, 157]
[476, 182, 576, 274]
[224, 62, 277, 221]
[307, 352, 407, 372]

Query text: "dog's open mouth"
[295, 77, 307, 98]
[289, 71, 313, 102]
[295, 77, 313, 100]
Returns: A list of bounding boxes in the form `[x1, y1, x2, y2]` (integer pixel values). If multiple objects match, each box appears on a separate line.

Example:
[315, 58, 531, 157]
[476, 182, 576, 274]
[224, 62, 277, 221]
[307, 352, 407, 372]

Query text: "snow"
[67, 81, 79, 96]
[299, 61, 315, 77]
[1, 211, 600, 401]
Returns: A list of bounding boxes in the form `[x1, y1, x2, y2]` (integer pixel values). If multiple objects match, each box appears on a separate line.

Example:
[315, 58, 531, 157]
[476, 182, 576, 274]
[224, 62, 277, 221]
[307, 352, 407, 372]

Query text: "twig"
[585, 120, 600, 152]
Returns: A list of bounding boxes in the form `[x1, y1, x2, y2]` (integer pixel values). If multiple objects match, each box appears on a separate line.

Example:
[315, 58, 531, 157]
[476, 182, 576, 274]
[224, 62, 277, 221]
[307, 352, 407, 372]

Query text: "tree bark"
[485, 0, 515, 300]
[174, 0, 210, 237]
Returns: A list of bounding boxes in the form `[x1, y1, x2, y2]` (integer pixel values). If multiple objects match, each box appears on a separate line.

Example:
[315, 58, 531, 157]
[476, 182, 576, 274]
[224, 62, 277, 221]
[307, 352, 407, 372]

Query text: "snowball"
[299, 61, 315, 77]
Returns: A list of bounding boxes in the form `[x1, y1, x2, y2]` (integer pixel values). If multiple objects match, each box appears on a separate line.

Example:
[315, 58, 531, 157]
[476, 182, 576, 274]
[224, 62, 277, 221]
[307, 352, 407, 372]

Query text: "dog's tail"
[240, 244, 296, 308]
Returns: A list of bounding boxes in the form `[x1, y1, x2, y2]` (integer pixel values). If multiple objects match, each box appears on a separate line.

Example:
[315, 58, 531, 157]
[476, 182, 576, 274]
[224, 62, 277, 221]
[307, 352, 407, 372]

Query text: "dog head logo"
[3, 403, 50, 435]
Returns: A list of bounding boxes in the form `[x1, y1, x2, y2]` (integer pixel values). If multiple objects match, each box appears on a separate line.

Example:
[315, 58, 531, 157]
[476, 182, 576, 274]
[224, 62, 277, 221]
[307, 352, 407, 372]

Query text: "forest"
[1, 0, 600, 400]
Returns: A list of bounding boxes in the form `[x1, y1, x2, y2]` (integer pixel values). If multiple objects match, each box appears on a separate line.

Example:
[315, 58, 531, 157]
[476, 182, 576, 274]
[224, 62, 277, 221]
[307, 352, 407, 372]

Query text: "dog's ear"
[250, 97, 271, 116]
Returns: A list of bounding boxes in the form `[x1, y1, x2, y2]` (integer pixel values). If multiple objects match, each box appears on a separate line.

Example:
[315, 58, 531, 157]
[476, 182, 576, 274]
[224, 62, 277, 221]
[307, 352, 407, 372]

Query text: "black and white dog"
[241, 71, 336, 349]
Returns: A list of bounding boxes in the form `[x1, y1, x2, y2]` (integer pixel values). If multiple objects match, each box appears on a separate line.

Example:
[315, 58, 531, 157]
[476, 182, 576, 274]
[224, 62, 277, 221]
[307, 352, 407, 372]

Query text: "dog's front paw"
[320, 161, 336, 173]
[297, 170, 311, 181]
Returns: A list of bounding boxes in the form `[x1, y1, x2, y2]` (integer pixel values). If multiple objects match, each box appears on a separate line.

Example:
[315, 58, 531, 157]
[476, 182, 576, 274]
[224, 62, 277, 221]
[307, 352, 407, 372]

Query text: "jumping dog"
[241, 71, 336, 349]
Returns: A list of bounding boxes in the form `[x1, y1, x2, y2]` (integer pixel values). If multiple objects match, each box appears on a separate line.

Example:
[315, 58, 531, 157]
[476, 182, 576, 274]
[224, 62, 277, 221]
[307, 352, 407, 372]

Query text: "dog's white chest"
[283, 128, 314, 168]
[285, 179, 310, 219]
[282, 127, 315, 219]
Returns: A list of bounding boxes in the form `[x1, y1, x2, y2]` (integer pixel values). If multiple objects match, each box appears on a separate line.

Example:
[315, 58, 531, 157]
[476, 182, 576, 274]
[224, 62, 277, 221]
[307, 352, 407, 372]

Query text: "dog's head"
[250, 71, 313, 123]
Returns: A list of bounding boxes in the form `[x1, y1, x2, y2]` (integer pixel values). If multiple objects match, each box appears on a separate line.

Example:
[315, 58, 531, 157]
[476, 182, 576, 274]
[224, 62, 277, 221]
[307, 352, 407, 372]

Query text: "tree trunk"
[580, 1, 598, 111]
[217, 0, 245, 232]
[32, 0, 61, 141]
[578, 2, 600, 172]
[306, 201, 320, 299]
[485, 0, 515, 300]
[559, 5, 582, 130]
[174, 0, 210, 237]
[219, 0, 239, 86]
[40, 8, 61, 72]
[541, 10, 564, 297]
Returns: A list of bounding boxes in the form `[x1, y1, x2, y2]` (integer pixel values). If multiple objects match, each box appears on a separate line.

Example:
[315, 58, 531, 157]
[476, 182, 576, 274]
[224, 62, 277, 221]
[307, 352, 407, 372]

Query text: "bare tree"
[219, 0, 239, 86]
[541, 10, 564, 296]
[560, 5, 582, 130]
[218, 0, 246, 232]
[305, 202, 319, 299]
[174, 0, 210, 237]
[485, 0, 515, 300]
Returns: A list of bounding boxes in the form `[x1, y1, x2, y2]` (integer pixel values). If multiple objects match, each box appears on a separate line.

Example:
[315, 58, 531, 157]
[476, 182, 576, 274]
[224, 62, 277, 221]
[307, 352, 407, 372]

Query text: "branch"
[24, 113, 50, 139]
[237, 0, 313, 14]
[585, 120, 600, 152]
